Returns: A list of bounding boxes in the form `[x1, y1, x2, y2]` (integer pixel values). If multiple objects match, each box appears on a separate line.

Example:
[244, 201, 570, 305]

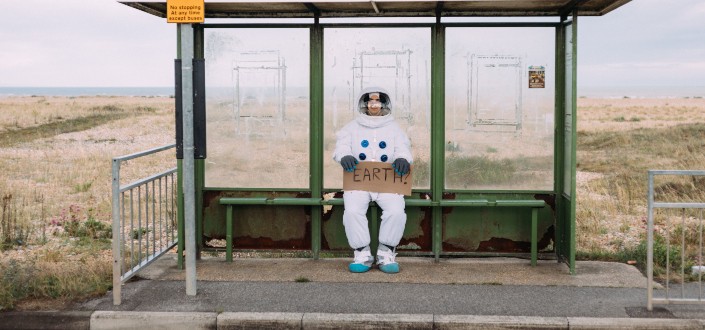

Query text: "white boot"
[376, 245, 399, 274]
[349, 246, 373, 273]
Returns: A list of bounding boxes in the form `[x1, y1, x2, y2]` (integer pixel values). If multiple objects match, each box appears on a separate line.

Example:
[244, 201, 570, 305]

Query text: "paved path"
[2, 255, 705, 329]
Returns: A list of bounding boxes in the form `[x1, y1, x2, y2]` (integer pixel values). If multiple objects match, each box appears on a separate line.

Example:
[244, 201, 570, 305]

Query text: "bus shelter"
[117, 0, 631, 299]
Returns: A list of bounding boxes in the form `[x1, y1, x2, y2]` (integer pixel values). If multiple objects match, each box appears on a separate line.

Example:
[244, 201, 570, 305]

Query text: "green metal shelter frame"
[121, 0, 631, 277]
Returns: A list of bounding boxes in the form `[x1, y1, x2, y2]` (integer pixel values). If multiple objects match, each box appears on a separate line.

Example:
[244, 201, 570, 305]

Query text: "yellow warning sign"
[167, 0, 204, 23]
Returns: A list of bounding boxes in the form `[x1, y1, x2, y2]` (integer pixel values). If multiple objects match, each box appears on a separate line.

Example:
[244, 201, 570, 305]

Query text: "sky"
[0, 0, 703, 89]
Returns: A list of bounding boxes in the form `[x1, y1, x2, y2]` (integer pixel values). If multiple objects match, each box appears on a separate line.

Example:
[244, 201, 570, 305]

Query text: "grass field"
[0, 96, 174, 310]
[1, 95, 704, 310]
[575, 98, 705, 278]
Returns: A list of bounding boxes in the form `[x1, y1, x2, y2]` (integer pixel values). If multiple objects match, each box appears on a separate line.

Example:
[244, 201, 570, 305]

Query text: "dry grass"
[0, 96, 174, 310]
[577, 97, 705, 133]
[576, 97, 705, 278]
[0, 254, 112, 310]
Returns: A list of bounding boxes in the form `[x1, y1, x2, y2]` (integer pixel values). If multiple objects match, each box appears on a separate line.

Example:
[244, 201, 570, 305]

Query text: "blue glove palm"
[340, 155, 358, 172]
[392, 158, 410, 176]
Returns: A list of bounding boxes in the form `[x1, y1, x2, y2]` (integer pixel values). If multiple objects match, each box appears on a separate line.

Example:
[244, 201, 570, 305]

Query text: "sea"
[576, 85, 704, 99]
[0, 85, 702, 99]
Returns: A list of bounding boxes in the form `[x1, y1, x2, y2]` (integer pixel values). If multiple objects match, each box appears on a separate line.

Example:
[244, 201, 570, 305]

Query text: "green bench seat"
[219, 197, 319, 261]
[439, 199, 546, 266]
[220, 197, 545, 265]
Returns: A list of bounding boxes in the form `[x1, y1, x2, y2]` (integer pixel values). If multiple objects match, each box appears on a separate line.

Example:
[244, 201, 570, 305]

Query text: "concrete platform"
[3, 254, 705, 329]
[135, 255, 652, 288]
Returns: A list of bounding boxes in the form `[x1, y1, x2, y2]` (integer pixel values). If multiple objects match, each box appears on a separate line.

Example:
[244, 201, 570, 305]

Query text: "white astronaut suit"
[333, 87, 412, 273]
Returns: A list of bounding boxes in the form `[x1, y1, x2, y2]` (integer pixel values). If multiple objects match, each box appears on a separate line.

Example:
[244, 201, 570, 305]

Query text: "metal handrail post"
[111, 144, 177, 306]
[647, 170, 654, 311]
[647, 169, 705, 310]
[111, 159, 122, 305]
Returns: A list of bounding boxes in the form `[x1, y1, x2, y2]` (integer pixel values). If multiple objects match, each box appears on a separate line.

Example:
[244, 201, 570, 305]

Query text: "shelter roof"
[119, 0, 631, 19]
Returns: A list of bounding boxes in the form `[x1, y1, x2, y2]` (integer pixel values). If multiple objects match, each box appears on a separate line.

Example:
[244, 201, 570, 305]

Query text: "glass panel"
[204, 29, 310, 188]
[446, 27, 555, 190]
[323, 28, 431, 189]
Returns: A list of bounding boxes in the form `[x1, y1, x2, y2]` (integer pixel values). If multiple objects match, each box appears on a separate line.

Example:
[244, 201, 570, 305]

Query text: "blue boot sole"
[379, 263, 399, 274]
[349, 263, 371, 273]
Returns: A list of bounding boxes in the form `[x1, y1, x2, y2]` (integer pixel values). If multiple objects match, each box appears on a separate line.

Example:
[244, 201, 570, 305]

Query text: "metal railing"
[647, 170, 705, 310]
[112, 144, 178, 305]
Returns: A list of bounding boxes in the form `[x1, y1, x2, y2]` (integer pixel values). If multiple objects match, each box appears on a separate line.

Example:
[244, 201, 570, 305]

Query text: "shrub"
[0, 257, 111, 311]
[50, 205, 111, 240]
[1, 194, 31, 251]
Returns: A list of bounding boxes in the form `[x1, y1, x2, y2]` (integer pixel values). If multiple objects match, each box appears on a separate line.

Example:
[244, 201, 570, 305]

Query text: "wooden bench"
[220, 197, 545, 265]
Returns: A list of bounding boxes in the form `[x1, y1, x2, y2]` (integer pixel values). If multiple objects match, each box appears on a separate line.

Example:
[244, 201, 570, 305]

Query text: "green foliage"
[1, 194, 31, 251]
[0, 112, 129, 147]
[135, 106, 157, 113]
[51, 205, 111, 240]
[621, 236, 686, 277]
[75, 237, 111, 249]
[84, 217, 111, 239]
[73, 181, 93, 194]
[0, 260, 27, 310]
[613, 116, 640, 122]
[90, 105, 122, 112]
[131, 227, 149, 240]
[295, 276, 310, 283]
[0, 257, 111, 311]
[578, 235, 685, 279]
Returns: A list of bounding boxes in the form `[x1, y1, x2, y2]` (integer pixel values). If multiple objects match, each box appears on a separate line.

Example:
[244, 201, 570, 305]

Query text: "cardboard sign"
[167, 0, 205, 23]
[343, 161, 412, 196]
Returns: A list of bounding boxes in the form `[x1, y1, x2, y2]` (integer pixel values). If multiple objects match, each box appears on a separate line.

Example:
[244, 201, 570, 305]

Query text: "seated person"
[333, 87, 412, 274]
